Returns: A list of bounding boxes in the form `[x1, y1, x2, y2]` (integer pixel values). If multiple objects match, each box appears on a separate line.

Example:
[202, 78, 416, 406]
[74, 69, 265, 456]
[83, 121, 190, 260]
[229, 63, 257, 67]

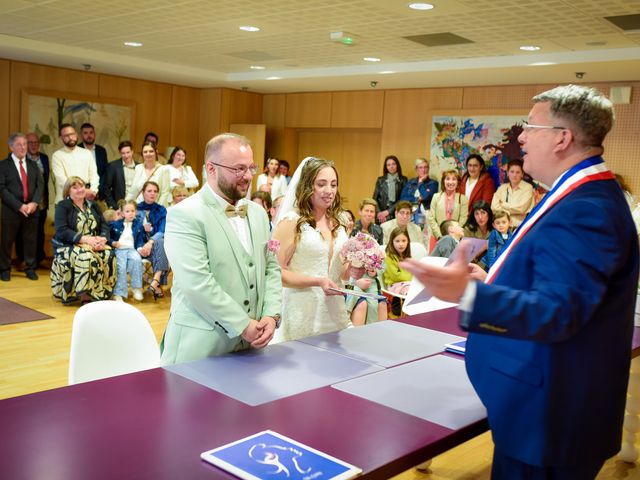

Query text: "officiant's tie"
[225, 204, 248, 218]
[19, 159, 28, 202]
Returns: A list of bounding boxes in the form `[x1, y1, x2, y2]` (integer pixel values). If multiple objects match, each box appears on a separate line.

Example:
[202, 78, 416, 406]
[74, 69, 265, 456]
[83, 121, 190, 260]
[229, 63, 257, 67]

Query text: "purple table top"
[0, 367, 486, 480]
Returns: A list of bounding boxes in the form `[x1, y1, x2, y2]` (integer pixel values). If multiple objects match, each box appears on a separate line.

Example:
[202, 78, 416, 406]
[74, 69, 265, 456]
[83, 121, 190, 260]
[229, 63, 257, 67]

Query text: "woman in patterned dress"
[51, 176, 116, 304]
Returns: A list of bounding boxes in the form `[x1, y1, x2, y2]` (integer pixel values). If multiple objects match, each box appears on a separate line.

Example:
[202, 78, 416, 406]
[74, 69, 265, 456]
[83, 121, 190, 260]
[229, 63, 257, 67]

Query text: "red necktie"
[19, 159, 28, 202]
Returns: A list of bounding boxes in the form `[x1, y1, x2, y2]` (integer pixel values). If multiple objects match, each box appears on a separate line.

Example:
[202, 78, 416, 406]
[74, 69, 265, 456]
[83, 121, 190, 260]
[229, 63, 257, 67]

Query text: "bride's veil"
[273, 156, 317, 226]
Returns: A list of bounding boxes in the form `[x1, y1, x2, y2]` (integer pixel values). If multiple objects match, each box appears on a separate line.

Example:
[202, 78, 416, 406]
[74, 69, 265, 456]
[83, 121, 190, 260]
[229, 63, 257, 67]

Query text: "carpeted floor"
[0, 297, 53, 325]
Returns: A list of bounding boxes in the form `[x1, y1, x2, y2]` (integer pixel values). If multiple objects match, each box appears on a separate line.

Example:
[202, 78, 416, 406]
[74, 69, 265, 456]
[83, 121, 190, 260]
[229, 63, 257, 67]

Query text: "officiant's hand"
[318, 277, 341, 296]
[400, 243, 470, 303]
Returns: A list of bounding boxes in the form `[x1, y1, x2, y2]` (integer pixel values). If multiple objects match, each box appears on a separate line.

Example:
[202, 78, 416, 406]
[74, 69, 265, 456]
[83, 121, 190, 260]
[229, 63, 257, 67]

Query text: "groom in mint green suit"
[160, 133, 282, 365]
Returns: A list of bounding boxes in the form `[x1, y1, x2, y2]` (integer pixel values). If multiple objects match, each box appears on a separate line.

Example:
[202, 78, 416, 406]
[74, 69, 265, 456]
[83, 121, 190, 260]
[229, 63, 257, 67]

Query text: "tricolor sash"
[485, 156, 615, 284]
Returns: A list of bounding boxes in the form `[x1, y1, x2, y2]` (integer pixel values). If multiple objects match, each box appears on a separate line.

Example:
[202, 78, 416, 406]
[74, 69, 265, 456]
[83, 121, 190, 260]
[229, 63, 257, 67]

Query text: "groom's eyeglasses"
[210, 162, 258, 178]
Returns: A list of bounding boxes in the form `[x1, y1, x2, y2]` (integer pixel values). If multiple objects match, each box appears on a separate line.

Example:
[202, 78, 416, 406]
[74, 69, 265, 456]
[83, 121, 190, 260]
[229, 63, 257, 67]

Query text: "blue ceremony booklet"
[444, 340, 467, 355]
[201, 430, 362, 480]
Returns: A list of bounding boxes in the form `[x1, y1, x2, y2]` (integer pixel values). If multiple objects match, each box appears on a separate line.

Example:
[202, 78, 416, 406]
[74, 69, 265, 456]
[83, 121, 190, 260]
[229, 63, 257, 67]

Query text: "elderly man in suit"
[402, 85, 639, 478]
[104, 140, 136, 209]
[0, 133, 44, 281]
[160, 133, 282, 365]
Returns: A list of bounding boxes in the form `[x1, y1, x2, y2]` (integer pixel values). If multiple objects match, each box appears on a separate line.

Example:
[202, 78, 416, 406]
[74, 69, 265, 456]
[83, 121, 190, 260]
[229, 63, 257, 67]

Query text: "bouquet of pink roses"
[340, 232, 385, 279]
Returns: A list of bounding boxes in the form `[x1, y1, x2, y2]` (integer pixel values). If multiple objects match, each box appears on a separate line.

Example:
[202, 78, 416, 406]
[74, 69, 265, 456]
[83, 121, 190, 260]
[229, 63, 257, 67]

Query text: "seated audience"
[381, 201, 425, 246]
[109, 200, 146, 302]
[270, 195, 284, 230]
[485, 210, 513, 268]
[137, 181, 170, 299]
[430, 220, 465, 258]
[340, 209, 356, 237]
[170, 185, 190, 206]
[51, 176, 116, 304]
[428, 170, 469, 240]
[491, 159, 534, 227]
[382, 227, 413, 317]
[460, 153, 495, 213]
[251, 190, 272, 213]
[129, 141, 171, 207]
[256, 157, 287, 200]
[464, 200, 493, 240]
[347, 265, 387, 326]
[400, 157, 438, 226]
[166, 146, 199, 193]
[373, 155, 407, 223]
[352, 198, 383, 244]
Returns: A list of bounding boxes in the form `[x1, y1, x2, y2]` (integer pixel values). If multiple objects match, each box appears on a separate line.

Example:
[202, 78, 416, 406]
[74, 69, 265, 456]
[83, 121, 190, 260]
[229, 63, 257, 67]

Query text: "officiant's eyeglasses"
[210, 162, 258, 178]
[522, 122, 567, 132]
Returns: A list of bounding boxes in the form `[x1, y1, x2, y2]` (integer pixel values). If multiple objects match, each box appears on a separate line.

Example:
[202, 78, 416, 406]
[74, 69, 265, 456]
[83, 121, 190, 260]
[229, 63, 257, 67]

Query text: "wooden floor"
[1, 269, 639, 479]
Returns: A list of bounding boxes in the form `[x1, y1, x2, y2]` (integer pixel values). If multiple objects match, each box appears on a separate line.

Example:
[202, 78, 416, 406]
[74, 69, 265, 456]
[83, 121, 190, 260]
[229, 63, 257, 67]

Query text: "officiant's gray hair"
[205, 133, 251, 163]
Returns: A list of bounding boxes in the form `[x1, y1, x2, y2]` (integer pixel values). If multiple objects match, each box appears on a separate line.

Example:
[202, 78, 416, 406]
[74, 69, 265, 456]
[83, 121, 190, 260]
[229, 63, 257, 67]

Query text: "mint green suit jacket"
[160, 186, 282, 365]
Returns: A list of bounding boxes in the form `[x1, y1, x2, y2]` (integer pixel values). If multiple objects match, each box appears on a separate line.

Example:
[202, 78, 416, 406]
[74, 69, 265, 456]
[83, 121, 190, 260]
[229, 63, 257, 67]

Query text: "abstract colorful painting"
[429, 112, 527, 186]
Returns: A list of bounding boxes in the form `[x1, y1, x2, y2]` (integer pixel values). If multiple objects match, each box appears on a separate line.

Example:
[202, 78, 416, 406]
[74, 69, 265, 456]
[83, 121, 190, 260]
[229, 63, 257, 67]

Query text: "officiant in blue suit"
[402, 84, 639, 479]
[160, 133, 282, 365]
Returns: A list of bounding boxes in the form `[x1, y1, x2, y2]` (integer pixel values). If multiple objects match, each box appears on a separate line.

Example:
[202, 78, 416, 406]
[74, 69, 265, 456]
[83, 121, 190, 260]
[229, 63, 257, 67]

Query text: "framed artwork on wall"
[21, 88, 135, 160]
[428, 110, 528, 187]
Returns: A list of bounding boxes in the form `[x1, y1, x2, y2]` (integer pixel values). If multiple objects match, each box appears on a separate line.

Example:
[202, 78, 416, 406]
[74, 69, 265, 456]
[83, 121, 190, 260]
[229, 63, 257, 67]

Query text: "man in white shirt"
[51, 123, 100, 203]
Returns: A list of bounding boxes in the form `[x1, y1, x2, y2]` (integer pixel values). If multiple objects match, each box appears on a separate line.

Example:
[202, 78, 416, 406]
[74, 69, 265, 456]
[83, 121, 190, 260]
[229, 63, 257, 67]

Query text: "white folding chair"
[68, 301, 160, 384]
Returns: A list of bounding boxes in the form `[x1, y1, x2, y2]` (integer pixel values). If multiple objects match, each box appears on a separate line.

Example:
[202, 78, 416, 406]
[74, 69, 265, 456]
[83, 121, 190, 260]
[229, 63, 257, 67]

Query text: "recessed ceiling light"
[408, 2, 434, 10]
[266, 76, 281, 80]
[379, 70, 396, 74]
[529, 62, 556, 66]
[250, 65, 265, 70]
[123, 41, 143, 47]
[363, 57, 381, 62]
[239, 25, 260, 32]
[519, 45, 541, 51]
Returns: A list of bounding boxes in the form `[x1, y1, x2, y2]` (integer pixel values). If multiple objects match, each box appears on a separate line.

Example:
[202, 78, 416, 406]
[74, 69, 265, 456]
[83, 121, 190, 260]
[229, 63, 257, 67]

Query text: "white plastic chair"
[68, 301, 160, 384]
[410, 242, 428, 260]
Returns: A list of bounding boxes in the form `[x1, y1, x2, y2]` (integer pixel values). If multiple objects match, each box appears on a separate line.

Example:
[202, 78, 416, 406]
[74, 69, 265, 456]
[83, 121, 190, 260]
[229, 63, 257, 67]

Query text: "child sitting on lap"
[109, 200, 147, 302]
[346, 267, 388, 326]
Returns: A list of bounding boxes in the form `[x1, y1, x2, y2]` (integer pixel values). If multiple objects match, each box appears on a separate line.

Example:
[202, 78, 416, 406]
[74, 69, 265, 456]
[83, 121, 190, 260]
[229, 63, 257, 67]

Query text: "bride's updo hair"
[295, 157, 343, 240]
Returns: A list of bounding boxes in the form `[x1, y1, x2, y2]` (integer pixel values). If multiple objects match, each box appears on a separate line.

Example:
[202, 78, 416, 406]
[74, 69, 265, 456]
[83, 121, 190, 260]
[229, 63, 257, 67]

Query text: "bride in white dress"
[272, 157, 351, 341]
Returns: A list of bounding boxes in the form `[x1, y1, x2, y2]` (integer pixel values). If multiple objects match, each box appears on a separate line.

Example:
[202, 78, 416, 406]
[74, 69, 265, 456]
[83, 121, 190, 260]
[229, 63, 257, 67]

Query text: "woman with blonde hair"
[428, 170, 469, 240]
[51, 176, 116, 304]
[272, 157, 351, 341]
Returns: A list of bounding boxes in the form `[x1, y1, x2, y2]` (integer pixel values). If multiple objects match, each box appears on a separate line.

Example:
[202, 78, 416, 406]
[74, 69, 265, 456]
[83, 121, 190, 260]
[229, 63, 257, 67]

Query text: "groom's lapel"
[201, 188, 250, 287]
[246, 206, 266, 292]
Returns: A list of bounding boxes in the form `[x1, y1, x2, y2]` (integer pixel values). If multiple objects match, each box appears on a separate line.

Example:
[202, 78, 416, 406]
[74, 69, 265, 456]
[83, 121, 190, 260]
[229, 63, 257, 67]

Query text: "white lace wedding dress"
[279, 211, 351, 341]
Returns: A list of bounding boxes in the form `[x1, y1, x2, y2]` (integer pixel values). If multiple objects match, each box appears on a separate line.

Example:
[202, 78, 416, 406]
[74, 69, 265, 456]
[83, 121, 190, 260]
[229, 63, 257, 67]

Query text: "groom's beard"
[218, 174, 249, 203]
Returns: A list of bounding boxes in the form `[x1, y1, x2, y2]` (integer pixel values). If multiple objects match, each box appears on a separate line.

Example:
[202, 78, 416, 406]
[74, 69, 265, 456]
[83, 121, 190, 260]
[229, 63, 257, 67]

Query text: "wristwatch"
[272, 314, 281, 329]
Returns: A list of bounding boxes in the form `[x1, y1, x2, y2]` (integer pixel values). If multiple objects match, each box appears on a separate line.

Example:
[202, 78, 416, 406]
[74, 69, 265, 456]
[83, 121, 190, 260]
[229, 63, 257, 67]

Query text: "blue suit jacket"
[465, 169, 639, 467]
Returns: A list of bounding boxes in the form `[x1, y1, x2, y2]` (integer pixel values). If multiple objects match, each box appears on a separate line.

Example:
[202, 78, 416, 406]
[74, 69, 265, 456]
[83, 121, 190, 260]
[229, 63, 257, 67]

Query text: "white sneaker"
[112, 295, 124, 302]
[132, 289, 144, 301]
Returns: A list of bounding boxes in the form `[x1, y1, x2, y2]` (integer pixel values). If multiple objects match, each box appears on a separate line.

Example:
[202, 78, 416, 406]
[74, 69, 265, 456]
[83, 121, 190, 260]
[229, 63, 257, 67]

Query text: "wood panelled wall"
[2, 58, 639, 204]
[263, 82, 640, 208]
[0, 59, 264, 182]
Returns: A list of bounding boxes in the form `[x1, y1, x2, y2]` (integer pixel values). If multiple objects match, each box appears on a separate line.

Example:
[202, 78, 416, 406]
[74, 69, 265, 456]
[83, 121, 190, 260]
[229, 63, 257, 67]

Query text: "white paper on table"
[402, 257, 457, 315]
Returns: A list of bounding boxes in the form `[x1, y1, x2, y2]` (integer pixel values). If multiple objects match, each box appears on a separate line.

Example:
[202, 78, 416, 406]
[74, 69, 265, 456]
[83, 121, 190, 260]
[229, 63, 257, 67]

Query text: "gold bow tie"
[225, 204, 248, 218]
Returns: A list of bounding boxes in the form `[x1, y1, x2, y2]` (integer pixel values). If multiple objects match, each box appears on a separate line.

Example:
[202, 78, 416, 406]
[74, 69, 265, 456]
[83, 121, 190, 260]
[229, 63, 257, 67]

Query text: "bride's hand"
[318, 278, 341, 296]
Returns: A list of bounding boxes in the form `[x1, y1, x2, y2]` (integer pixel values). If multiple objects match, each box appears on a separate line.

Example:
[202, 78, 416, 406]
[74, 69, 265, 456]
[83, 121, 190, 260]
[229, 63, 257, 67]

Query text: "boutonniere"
[266, 239, 280, 256]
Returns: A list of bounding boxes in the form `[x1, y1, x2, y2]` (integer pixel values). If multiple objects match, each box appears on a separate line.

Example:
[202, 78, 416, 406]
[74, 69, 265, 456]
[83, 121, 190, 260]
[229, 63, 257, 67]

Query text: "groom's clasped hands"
[241, 317, 278, 349]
